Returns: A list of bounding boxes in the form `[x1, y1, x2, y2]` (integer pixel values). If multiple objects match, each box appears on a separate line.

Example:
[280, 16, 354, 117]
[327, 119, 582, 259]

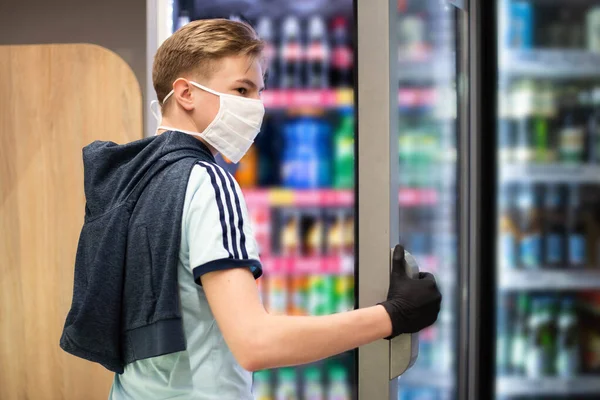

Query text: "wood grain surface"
[0, 44, 142, 400]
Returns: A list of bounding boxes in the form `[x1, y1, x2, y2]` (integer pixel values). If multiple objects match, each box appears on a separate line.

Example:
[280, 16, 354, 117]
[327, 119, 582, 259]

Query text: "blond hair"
[153, 19, 264, 105]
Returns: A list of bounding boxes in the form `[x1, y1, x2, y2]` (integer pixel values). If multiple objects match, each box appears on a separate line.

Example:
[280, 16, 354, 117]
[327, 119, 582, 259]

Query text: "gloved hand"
[379, 245, 442, 339]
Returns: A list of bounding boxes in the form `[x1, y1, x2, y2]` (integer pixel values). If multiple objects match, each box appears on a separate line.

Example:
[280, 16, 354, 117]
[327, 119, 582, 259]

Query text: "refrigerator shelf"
[499, 269, 600, 291]
[262, 89, 353, 109]
[261, 255, 354, 275]
[500, 49, 600, 78]
[496, 376, 600, 396]
[261, 88, 440, 109]
[243, 188, 439, 208]
[500, 164, 600, 183]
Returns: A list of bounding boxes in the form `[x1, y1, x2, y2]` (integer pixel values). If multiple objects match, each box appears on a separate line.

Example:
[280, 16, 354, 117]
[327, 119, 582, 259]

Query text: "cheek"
[195, 93, 221, 130]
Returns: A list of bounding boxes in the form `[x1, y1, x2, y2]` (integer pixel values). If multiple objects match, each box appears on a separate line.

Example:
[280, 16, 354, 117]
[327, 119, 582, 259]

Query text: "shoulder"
[185, 162, 246, 206]
[189, 162, 243, 194]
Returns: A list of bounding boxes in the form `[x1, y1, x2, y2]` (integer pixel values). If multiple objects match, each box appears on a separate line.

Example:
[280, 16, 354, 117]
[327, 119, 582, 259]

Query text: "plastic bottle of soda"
[256, 17, 278, 89]
[306, 15, 330, 89]
[279, 16, 304, 89]
[304, 367, 325, 400]
[253, 370, 273, 400]
[327, 365, 351, 400]
[307, 275, 324, 316]
[276, 368, 298, 400]
[235, 144, 258, 188]
[330, 17, 353, 88]
[289, 276, 307, 316]
[333, 109, 355, 189]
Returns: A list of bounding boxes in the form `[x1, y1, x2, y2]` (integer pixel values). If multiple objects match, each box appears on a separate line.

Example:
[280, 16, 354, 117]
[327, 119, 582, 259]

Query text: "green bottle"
[253, 370, 272, 400]
[556, 297, 580, 377]
[511, 294, 530, 374]
[333, 110, 355, 189]
[303, 367, 324, 400]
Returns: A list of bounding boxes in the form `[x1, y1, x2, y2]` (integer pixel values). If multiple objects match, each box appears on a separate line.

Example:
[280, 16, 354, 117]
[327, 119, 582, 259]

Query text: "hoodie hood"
[82, 131, 215, 218]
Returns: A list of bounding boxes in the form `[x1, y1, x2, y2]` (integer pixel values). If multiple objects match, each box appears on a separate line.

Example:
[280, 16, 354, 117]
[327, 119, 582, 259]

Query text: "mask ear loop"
[150, 100, 162, 123]
[150, 100, 163, 136]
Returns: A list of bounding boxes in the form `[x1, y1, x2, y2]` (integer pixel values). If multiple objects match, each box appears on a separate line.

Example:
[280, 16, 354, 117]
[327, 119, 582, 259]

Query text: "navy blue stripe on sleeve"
[223, 171, 249, 260]
[193, 258, 263, 286]
[212, 164, 240, 259]
[197, 162, 232, 258]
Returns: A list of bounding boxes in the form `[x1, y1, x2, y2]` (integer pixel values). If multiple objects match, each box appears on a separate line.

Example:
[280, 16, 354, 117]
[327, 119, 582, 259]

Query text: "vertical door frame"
[457, 0, 498, 399]
[355, 0, 399, 398]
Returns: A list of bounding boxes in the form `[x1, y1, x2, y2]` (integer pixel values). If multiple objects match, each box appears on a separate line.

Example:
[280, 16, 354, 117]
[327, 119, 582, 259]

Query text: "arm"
[188, 168, 440, 371]
[201, 267, 392, 371]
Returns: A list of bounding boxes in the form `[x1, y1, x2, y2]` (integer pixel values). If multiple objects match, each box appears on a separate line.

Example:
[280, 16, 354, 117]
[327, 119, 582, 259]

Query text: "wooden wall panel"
[0, 44, 142, 400]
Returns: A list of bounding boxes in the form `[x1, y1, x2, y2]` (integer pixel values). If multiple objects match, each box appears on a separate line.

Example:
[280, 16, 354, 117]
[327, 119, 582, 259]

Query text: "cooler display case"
[495, 1, 600, 399]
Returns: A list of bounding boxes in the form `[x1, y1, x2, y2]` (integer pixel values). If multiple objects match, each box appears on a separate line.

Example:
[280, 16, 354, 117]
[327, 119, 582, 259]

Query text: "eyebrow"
[235, 78, 265, 92]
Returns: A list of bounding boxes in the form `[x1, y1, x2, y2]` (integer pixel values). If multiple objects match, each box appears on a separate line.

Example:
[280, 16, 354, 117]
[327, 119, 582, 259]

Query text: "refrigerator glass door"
[395, 1, 462, 399]
[496, 0, 600, 399]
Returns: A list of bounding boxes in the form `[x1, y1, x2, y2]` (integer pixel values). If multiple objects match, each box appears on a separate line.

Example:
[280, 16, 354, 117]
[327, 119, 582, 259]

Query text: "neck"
[157, 116, 219, 156]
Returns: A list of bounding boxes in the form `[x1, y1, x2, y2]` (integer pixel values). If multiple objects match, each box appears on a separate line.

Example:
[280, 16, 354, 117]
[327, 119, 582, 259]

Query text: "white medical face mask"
[153, 80, 265, 163]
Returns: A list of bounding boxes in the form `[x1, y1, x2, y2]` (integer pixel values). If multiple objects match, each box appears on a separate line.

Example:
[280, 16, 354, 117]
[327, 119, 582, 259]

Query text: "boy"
[60, 19, 441, 399]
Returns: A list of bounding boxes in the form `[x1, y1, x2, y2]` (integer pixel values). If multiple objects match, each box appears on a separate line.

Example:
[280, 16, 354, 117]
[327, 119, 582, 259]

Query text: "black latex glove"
[379, 245, 442, 339]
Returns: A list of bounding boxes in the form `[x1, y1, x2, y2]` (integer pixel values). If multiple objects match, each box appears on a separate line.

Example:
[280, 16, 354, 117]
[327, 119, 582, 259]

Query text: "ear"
[172, 78, 195, 111]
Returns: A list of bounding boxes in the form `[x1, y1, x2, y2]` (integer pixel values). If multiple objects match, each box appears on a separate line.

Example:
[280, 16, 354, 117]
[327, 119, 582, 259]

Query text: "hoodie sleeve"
[185, 162, 262, 284]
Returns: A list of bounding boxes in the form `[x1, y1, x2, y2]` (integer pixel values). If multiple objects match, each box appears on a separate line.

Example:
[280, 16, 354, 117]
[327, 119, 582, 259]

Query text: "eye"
[236, 87, 248, 95]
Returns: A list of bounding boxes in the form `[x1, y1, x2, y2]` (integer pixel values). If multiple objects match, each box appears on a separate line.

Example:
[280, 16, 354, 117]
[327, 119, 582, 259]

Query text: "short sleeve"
[185, 162, 262, 284]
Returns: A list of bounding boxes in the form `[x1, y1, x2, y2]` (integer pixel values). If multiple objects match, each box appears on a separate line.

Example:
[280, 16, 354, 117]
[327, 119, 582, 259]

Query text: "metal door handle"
[389, 248, 420, 379]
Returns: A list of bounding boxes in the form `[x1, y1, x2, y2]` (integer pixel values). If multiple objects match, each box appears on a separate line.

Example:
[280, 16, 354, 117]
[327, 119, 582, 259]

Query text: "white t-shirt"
[109, 162, 262, 400]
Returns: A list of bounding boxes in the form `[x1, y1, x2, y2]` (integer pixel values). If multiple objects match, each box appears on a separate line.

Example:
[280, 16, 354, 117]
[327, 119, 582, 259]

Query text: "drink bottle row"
[502, 0, 600, 51]
[268, 208, 355, 259]
[499, 183, 600, 269]
[233, 112, 354, 190]
[259, 274, 354, 317]
[254, 15, 353, 90]
[498, 80, 600, 165]
[233, 112, 455, 191]
[399, 116, 456, 189]
[253, 363, 352, 400]
[175, 11, 354, 90]
[497, 292, 600, 377]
